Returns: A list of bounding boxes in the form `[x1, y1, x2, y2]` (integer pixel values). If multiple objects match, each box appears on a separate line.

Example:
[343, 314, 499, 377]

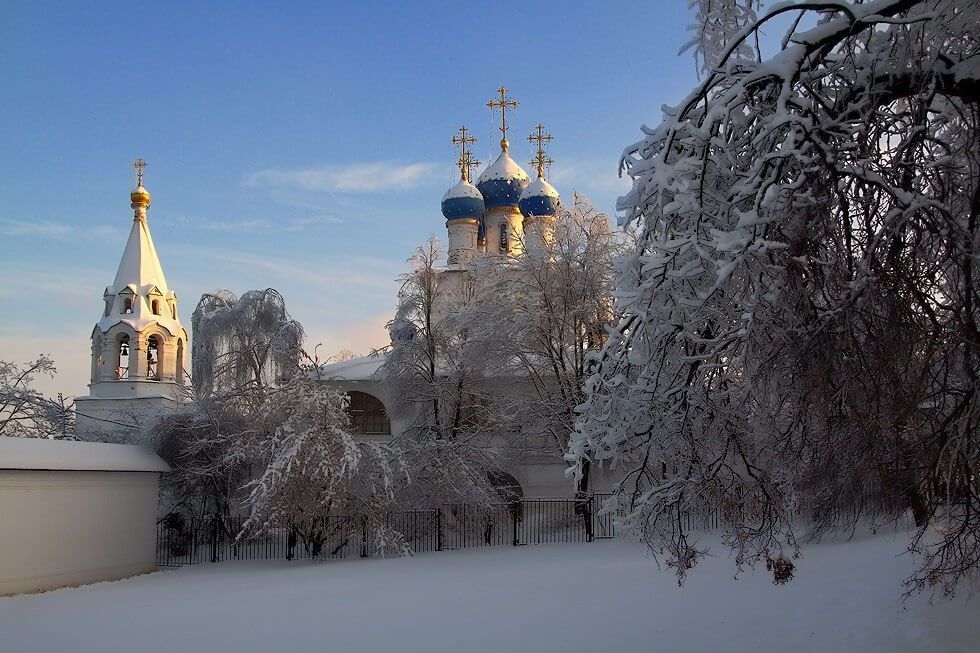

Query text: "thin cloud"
[169, 215, 344, 233]
[0, 219, 120, 239]
[243, 162, 439, 193]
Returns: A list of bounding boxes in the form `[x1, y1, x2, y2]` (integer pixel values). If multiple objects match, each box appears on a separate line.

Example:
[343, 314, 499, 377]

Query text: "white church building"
[75, 160, 187, 442]
[75, 90, 606, 498]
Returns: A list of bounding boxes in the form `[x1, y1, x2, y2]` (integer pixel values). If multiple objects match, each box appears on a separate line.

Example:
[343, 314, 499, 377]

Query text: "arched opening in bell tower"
[92, 333, 104, 382]
[176, 338, 184, 382]
[115, 334, 131, 379]
[147, 335, 162, 380]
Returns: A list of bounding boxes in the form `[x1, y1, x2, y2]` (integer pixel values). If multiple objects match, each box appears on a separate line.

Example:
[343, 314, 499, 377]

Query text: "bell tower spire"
[75, 160, 188, 441]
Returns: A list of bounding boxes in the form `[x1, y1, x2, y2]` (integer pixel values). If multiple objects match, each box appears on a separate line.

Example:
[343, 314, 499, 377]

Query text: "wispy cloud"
[167, 214, 344, 233]
[0, 219, 121, 239]
[243, 162, 439, 193]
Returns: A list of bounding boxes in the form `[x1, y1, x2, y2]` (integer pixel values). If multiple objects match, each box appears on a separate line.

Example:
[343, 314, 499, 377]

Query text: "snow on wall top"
[0, 437, 171, 472]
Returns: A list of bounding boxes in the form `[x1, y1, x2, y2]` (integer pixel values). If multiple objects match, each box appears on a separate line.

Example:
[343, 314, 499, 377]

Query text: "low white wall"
[0, 437, 169, 596]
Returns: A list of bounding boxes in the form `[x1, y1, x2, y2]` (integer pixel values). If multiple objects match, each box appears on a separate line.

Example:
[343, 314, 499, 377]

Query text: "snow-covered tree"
[152, 287, 304, 526]
[241, 371, 408, 556]
[464, 196, 624, 497]
[0, 355, 74, 438]
[148, 384, 258, 528]
[379, 237, 502, 507]
[192, 288, 304, 396]
[572, 0, 980, 594]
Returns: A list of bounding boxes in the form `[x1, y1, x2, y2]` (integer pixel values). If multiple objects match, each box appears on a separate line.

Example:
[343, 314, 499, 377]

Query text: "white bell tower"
[75, 159, 188, 441]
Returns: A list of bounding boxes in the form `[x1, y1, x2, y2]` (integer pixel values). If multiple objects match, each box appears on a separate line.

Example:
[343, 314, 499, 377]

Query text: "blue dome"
[518, 177, 560, 218]
[441, 180, 485, 221]
[476, 151, 529, 208]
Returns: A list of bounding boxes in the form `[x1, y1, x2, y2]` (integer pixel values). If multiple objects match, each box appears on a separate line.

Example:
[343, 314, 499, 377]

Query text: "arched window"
[147, 335, 161, 380]
[92, 334, 104, 382]
[171, 303, 177, 319]
[347, 391, 391, 435]
[176, 339, 184, 382]
[152, 299, 161, 315]
[115, 335, 130, 379]
[123, 297, 133, 314]
[499, 223, 508, 251]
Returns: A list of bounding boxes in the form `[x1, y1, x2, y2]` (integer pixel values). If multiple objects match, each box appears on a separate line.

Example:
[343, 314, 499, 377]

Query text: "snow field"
[0, 533, 976, 653]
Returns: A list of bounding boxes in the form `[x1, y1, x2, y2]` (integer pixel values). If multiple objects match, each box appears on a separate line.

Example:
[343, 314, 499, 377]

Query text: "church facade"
[76, 89, 605, 498]
[317, 88, 605, 498]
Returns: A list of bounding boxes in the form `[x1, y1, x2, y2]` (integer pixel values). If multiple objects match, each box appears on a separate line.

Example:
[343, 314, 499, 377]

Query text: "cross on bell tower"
[133, 157, 147, 186]
[528, 123, 554, 179]
[452, 125, 480, 183]
[487, 86, 518, 153]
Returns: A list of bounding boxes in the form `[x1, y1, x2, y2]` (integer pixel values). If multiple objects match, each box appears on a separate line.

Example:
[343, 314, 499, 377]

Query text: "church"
[75, 88, 604, 497]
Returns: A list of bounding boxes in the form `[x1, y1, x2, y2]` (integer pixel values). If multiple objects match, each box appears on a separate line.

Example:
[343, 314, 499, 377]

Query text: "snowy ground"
[1, 532, 976, 653]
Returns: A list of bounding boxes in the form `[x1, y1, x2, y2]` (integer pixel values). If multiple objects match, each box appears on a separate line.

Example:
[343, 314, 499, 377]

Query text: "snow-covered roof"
[477, 151, 530, 184]
[0, 437, 170, 472]
[519, 177, 559, 200]
[95, 201, 186, 338]
[442, 179, 484, 201]
[111, 217, 169, 295]
[316, 353, 389, 382]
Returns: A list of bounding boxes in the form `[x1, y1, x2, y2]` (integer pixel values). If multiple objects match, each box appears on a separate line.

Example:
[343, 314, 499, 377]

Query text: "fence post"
[210, 517, 219, 563]
[436, 508, 443, 552]
[512, 501, 520, 547]
[360, 516, 368, 558]
[588, 495, 595, 543]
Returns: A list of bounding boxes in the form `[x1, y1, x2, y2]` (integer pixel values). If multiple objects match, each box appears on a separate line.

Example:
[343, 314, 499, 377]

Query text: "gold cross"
[528, 123, 554, 178]
[133, 157, 147, 186]
[486, 86, 518, 151]
[451, 125, 480, 182]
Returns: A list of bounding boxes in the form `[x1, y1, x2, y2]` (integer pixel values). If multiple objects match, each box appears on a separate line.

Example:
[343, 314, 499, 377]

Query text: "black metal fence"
[156, 495, 715, 567]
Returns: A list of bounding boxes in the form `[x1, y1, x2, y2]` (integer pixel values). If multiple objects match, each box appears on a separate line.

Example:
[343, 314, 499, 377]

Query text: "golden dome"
[130, 185, 151, 208]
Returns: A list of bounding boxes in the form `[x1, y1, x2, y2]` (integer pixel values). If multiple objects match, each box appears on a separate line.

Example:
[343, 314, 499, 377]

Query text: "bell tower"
[75, 159, 188, 441]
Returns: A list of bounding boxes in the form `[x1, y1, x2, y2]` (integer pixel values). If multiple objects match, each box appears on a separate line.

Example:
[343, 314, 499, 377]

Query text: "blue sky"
[0, 0, 697, 398]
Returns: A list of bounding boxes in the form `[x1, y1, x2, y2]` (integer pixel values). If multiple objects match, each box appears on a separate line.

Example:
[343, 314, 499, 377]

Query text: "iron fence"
[156, 495, 717, 567]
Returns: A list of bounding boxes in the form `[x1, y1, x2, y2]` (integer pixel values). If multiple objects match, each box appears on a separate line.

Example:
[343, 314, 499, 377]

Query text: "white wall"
[0, 438, 168, 596]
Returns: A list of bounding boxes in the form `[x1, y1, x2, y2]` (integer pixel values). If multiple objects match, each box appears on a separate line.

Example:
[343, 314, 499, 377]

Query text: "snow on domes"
[441, 179, 485, 221]
[518, 177, 560, 218]
[476, 151, 529, 208]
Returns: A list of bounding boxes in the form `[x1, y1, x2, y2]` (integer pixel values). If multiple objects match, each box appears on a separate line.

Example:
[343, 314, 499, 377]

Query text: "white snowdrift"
[0, 533, 975, 652]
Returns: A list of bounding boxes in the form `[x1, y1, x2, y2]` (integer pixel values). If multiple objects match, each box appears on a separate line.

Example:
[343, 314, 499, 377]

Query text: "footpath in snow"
[0, 532, 976, 653]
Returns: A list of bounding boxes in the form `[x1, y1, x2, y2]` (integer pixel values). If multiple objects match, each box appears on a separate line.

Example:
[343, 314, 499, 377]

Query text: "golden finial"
[133, 157, 147, 187]
[528, 123, 554, 178]
[130, 157, 151, 215]
[487, 85, 518, 153]
[451, 125, 480, 183]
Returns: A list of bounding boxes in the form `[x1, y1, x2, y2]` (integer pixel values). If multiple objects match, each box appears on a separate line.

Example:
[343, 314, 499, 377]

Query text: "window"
[176, 339, 184, 382]
[499, 223, 508, 251]
[171, 303, 177, 319]
[152, 299, 161, 315]
[123, 297, 133, 314]
[115, 335, 130, 379]
[147, 335, 161, 380]
[347, 391, 391, 435]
